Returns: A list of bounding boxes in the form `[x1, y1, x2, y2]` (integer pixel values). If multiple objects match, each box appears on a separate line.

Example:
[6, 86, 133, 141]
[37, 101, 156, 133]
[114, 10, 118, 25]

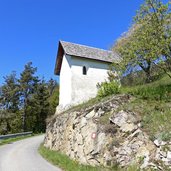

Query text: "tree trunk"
[145, 69, 152, 83]
[139, 63, 152, 83]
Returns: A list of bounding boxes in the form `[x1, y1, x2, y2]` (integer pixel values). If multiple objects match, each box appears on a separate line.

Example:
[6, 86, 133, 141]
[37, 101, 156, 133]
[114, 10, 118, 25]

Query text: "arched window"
[83, 66, 87, 75]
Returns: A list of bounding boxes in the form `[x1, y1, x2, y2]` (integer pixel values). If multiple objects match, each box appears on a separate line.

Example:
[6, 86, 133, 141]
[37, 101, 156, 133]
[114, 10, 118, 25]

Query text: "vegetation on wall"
[0, 62, 59, 134]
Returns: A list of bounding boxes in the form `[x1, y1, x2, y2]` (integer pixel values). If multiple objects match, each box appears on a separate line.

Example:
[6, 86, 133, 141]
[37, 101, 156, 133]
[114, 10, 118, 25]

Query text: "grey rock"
[167, 151, 171, 160]
[154, 139, 161, 147]
[120, 123, 137, 133]
[109, 110, 128, 127]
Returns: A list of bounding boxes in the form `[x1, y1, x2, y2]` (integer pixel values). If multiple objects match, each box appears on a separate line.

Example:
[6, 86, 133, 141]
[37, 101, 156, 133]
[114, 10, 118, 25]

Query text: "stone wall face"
[45, 95, 171, 169]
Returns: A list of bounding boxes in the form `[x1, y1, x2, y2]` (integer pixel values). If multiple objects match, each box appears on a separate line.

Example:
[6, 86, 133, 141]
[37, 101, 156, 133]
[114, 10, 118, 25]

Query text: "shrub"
[97, 81, 120, 98]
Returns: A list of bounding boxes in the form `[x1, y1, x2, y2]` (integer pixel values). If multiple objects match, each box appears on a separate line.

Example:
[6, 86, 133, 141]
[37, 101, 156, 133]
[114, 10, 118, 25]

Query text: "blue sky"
[0, 0, 144, 84]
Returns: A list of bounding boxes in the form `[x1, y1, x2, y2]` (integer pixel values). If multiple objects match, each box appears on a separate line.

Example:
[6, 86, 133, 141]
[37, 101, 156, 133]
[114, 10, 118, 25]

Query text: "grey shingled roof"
[60, 40, 120, 63]
[55, 40, 121, 75]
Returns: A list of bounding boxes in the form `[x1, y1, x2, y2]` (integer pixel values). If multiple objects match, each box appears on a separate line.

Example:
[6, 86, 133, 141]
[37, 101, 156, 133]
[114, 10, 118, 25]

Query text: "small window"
[83, 66, 87, 75]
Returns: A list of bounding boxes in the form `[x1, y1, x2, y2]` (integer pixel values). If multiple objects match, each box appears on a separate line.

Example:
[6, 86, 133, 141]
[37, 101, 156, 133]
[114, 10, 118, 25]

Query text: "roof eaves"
[54, 41, 64, 75]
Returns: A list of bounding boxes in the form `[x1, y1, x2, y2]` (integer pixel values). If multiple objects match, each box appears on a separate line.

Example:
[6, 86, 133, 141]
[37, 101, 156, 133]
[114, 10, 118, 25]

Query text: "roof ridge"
[60, 40, 113, 53]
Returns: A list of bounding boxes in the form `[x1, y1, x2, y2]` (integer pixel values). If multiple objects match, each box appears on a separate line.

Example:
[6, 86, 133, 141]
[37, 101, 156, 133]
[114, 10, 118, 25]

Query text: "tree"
[0, 110, 15, 134]
[0, 72, 20, 133]
[47, 78, 57, 96]
[114, 24, 155, 82]
[19, 62, 39, 131]
[1, 72, 19, 112]
[135, 0, 171, 77]
[47, 79, 59, 116]
[0, 62, 59, 134]
[33, 80, 50, 132]
[113, 0, 171, 82]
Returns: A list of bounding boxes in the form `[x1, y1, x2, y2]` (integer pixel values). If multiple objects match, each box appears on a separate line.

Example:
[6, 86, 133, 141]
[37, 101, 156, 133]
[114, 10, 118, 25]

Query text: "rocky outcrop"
[44, 95, 171, 169]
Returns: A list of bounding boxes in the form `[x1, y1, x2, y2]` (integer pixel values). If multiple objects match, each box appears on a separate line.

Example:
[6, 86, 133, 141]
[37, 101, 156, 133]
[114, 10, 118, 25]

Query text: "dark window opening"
[83, 66, 87, 75]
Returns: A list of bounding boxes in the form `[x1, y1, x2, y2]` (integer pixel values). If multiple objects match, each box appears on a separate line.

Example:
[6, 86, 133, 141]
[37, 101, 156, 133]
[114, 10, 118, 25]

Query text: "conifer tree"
[19, 62, 39, 131]
[32, 80, 50, 132]
[0, 72, 20, 133]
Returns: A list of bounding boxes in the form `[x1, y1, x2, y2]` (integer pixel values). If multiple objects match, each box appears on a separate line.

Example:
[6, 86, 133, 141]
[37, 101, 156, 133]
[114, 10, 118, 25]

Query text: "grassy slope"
[39, 144, 140, 171]
[39, 144, 111, 171]
[121, 75, 171, 100]
[120, 75, 171, 141]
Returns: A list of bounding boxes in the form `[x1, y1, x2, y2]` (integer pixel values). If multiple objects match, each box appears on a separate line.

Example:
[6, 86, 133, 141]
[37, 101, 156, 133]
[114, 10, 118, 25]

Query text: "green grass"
[39, 144, 109, 171]
[121, 98, 171, 141]
[39, 144, 142, 171]
[118, 74, 171, 141]
[0, 133, 44, 146]
[0, 134, 33, 146]
[121, 75, 171, 100]
[66, 95, 117, 113]
[47, 95, 116, 124]
[93, 74, 171, 141]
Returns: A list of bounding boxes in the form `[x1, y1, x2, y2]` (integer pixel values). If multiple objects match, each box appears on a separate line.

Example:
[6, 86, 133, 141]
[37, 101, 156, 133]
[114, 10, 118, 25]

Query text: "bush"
[97, 81, 120, 98]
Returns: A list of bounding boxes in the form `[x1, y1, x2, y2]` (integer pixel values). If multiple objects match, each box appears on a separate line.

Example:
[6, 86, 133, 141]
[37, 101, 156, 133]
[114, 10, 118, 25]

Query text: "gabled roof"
[54, 40, 120, 75]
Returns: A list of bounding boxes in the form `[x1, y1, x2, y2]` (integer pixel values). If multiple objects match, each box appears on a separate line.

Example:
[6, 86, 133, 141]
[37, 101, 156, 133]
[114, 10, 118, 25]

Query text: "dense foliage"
[97, 70, 121, 98]
[97, 81, 120, 98]
[0, 62, 59, 134]
[113, 0, 171, 83]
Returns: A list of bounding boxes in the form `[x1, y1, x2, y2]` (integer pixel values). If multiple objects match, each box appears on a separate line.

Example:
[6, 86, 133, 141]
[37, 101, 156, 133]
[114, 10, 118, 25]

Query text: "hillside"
[44, 75, 171, 170]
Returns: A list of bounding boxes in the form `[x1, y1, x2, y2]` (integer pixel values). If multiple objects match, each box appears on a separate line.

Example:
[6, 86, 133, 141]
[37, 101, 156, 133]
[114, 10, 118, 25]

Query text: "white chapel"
[54, 40, 120, 111]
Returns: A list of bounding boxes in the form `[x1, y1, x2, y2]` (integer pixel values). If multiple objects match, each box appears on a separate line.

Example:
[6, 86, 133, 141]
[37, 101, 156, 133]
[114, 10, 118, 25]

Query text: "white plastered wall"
[70, 56, 109, 106]
[59, 54, 72, 108]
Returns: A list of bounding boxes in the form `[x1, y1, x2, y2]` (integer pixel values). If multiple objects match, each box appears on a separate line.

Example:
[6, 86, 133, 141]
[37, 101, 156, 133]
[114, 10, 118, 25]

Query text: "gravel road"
[0, 135, 61, 171]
